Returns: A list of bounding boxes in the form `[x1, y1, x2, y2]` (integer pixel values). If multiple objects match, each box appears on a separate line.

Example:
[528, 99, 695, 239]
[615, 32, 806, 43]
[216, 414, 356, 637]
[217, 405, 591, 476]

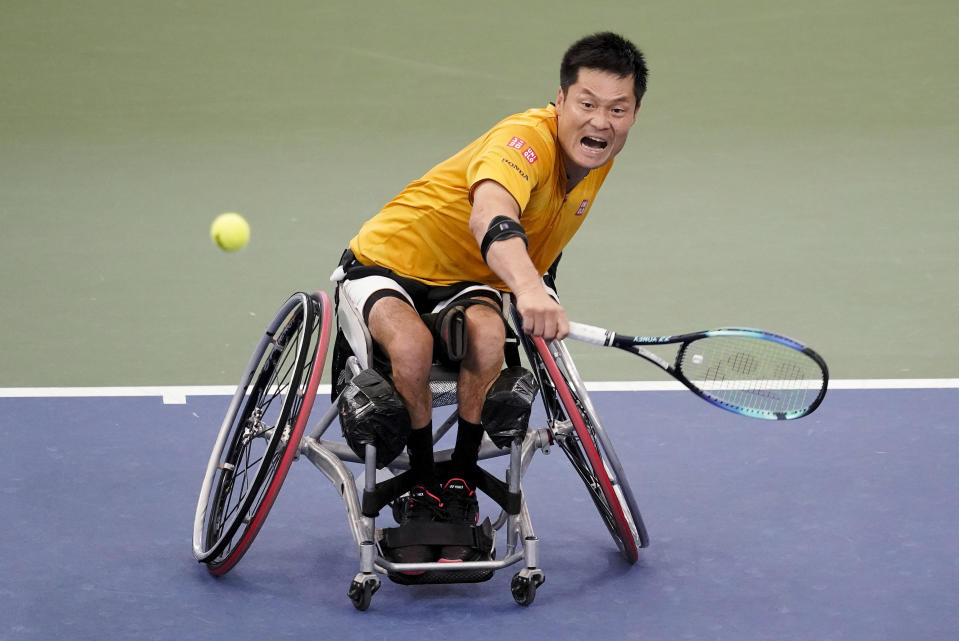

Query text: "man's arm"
[469, 179, 569, 340]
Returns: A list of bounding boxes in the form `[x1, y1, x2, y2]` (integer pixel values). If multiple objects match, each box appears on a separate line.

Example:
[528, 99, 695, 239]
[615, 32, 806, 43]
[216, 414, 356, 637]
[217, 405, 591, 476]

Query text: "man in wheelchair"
[332, 32, 648, 569]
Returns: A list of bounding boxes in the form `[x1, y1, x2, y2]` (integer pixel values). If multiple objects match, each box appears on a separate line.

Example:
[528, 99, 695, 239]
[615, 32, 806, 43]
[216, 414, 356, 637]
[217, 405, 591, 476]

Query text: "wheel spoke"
[194, 291, 332, 572]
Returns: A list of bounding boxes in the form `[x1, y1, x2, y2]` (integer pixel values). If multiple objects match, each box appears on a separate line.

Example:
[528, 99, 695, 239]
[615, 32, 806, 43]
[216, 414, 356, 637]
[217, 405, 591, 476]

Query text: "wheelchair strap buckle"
[421, 299, 503, 365]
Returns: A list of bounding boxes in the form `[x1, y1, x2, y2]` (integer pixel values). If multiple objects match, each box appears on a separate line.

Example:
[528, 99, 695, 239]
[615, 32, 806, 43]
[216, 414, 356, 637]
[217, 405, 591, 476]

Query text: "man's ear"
[555, 87, 566, 108]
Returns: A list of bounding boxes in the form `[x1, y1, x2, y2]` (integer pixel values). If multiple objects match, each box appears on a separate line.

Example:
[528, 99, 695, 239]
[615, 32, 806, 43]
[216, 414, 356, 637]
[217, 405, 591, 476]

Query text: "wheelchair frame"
[193, 289, 648, 610]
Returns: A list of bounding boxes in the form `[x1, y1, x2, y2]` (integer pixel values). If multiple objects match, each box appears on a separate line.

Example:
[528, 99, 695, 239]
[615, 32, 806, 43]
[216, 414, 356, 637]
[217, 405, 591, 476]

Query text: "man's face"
[554, 67, 639, 177]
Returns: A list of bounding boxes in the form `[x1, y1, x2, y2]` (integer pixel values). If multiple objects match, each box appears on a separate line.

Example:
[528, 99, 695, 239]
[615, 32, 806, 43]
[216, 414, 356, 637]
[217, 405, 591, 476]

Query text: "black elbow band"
[480, 216, 528, 264]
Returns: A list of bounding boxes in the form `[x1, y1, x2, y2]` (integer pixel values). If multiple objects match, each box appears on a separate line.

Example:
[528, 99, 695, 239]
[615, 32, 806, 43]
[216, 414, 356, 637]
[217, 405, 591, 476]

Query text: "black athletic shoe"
[392, 484, 444, 574]
[438, 478, 482, 563]
[398, 484, 446, 524]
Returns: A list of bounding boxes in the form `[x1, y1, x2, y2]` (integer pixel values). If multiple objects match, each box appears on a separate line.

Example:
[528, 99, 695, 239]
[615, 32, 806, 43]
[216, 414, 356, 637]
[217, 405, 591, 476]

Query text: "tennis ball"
[210, 212, 250, 251]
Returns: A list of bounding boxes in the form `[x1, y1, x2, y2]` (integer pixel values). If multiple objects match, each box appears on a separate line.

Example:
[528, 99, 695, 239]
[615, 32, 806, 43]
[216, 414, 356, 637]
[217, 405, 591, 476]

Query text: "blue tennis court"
[3, 387, 956, 640]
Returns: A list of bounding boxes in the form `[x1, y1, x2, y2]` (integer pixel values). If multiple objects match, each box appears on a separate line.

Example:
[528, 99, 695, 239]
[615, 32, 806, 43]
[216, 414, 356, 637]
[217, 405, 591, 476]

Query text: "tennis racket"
[565, 322, 828, 420]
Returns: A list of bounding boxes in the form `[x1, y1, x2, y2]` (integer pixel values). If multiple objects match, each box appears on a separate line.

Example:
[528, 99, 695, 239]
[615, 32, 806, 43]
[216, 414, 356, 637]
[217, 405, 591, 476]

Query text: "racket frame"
[568, 322, 829, 420]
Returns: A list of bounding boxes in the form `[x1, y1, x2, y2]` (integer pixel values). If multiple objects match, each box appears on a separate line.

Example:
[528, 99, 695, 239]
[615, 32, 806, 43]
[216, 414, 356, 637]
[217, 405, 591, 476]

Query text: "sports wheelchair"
[192, 285, 648, 610]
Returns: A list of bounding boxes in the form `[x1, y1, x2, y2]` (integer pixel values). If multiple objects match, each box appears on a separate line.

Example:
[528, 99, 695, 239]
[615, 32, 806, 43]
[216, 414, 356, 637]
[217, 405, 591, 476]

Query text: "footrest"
[387, 564, 496, 585]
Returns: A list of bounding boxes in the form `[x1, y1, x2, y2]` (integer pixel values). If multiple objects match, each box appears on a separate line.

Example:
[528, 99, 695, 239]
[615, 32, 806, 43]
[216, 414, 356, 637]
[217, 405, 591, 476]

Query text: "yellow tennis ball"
[210, 212, 250, 251]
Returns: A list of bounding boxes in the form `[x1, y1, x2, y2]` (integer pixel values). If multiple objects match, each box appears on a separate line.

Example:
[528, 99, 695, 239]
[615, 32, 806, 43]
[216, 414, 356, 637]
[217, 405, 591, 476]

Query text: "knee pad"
[481, 366, 538, 448]
[338, 368, 411, 468]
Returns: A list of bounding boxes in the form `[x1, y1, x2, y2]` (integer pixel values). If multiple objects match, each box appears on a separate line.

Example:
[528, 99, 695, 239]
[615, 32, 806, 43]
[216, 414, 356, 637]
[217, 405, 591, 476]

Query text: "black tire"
[511, 572, 544, 606]
[193, 291, 332, 573]
[349, 577, 378, 611]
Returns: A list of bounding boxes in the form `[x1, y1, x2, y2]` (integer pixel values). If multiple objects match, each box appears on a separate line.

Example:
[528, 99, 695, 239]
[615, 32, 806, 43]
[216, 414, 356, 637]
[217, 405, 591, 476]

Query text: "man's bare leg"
[451, 301, 506, 473]
[366, 297, 435, 484]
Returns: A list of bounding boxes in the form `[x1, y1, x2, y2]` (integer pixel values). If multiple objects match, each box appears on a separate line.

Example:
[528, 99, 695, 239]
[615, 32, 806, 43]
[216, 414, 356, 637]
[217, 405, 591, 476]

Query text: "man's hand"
[513, 284, 569, 340]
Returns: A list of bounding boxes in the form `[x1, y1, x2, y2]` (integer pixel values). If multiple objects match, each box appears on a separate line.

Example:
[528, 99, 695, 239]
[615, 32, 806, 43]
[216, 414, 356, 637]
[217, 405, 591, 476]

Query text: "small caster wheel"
[348, 574, 380, 611]
[510, 570, 545, 606]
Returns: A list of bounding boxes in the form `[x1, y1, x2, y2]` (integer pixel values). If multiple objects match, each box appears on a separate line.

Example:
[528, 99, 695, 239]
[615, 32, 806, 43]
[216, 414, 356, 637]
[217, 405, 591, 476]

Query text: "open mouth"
[581, 136, 608, 150]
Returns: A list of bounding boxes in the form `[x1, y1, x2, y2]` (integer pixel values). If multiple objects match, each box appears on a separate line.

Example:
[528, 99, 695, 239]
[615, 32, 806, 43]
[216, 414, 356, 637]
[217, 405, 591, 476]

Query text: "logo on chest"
[575, 199, 589, 216]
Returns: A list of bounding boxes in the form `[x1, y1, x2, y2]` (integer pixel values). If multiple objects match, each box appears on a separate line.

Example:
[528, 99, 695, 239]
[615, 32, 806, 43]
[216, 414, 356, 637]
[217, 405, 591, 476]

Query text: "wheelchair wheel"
[529, 334, 649, 564]
[193, 291, 332, 574]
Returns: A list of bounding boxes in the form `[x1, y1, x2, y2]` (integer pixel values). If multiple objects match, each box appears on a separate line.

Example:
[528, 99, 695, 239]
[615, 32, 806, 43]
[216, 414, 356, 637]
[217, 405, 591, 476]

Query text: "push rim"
[193, 292, 331, 570]
[531, 335, 641, 563]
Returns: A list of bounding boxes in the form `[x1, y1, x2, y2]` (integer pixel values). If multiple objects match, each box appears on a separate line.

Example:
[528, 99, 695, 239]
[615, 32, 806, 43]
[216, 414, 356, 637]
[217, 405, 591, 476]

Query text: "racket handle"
[567, 321, 613, 346]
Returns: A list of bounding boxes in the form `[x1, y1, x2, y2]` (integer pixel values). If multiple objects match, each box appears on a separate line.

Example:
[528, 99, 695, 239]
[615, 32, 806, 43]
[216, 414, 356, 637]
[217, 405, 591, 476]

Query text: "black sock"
[451, 418, 484, 479]
[406, 423, 435, 486]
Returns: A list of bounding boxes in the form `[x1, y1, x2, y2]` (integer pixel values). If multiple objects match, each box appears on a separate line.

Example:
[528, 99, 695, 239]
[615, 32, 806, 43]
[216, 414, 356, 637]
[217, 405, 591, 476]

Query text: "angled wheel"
[193, 291, 332, 574]
[511, 570, 545, 606]
[348, 574, 381, 611]
[527, 333, 649, 563]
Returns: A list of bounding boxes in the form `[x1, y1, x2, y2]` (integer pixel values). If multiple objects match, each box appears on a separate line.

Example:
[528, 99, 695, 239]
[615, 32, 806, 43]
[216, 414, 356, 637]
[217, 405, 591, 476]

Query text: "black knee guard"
[481, 366, 538, 448]
[338, 368, 411, 468]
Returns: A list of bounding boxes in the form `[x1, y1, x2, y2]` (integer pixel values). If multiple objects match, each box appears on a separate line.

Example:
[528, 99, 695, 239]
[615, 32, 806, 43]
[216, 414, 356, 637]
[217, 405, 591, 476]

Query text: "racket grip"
[567, 321, 613, 346]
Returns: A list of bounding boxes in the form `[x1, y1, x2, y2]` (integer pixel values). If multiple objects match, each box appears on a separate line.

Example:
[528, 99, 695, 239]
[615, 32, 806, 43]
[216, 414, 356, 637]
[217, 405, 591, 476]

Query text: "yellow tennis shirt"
[349, 104, 613, 290]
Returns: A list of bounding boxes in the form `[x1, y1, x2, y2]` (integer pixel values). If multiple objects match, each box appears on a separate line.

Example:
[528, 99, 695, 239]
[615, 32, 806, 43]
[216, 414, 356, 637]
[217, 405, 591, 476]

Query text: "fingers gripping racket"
[566, 322, 829, 420]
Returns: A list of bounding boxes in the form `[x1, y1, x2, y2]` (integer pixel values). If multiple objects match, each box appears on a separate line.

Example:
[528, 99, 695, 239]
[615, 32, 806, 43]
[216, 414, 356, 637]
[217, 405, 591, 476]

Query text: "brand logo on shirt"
[501, 157, 529, 181]
[523, 146, 538, 164]
[576, 199, 589, 215]
[507, 137, 526, 150]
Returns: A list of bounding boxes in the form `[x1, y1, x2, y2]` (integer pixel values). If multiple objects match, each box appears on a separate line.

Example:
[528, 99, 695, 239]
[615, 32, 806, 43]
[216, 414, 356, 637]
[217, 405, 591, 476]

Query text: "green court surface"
[1, 1, 957, 387]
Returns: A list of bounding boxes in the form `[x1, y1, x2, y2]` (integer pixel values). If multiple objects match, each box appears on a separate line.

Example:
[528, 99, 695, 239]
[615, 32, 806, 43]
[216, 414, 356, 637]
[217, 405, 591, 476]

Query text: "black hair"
[560, 32, 648, 106]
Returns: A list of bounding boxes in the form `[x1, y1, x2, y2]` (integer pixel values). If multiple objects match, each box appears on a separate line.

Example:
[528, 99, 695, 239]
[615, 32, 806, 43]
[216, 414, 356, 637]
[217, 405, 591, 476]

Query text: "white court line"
[0, 386, 239, 405]
[0, 379, 957, 404]
[586, 379, 959, 392]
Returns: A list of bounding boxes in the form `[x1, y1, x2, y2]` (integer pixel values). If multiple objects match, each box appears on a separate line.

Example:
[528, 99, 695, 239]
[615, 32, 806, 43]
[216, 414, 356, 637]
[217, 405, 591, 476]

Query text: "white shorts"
[332, 260, 502, 323]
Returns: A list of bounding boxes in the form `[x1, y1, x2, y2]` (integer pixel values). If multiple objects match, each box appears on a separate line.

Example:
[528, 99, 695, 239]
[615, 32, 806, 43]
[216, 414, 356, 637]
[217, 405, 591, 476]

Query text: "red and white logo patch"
[576, 199, 589, 215]
[507, 136, 525, 150]
[523, 146, 538, 164]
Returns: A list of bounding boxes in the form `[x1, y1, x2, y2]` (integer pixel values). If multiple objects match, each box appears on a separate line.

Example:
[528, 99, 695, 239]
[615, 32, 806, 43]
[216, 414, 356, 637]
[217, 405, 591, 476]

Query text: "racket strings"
[679, 336, 824, 417]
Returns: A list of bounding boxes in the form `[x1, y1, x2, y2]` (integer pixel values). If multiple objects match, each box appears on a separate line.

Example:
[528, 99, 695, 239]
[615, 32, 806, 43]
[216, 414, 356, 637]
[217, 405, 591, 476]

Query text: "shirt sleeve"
[466, 125, 553, 213]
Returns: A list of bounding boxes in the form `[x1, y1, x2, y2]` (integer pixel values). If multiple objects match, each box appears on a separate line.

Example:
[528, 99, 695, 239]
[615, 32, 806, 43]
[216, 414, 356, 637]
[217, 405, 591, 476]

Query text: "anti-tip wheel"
[349, 575, 381, 611]
[510, 571, 545, 607]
